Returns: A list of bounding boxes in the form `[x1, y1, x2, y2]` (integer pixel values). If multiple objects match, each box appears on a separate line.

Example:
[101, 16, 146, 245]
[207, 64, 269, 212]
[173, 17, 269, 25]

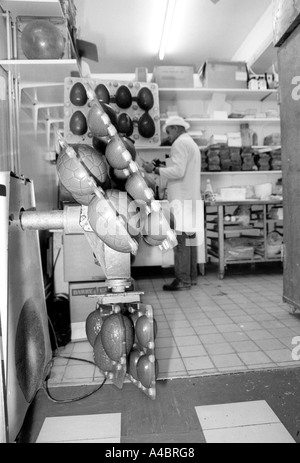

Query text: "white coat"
[159, 133, 204, 236]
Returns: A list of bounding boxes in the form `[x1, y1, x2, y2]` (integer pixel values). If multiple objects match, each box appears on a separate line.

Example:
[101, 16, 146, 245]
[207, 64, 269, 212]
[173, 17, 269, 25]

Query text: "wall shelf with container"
[205, 199, 283, 279]
[158, 86, 280, 153]
[0, 0, 80, 155]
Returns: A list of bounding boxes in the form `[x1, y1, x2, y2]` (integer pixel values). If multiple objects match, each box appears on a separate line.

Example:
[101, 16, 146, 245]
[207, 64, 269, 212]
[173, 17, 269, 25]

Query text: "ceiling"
[73, 0, 278, 76]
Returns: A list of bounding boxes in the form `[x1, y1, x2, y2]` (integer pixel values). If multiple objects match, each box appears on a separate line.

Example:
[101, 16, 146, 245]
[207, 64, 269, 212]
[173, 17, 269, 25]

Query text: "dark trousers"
[174, 233, 198, 285]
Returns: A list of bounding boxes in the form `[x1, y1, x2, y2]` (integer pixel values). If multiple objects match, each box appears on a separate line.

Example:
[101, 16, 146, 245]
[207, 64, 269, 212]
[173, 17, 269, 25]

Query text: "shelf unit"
[205, 199, 283, 279]
[0, 0, 79, 153]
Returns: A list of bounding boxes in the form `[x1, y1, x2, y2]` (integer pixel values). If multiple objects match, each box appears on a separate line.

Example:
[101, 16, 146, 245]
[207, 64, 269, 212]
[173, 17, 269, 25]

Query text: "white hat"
[163, 115, 190, 132]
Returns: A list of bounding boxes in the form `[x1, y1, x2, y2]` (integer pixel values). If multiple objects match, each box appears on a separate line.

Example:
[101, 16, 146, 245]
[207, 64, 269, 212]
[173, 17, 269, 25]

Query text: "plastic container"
[254, 183, 272, 200]
[219, 187, 247, 201]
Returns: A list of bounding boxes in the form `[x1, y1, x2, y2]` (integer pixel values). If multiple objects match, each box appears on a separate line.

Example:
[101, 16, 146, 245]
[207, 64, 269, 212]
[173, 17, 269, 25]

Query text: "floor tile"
[266, 349, 298, 363]
[203, 423, 295, 443]
[198, 333, 227, 344]
[230, 340, 260, 353]
[183, 356, 215, 371]
[36, 414, 121, 443]
[210, 354, 244, 368]
[255, 339, 286, 351]
[157, 358, 187, 374]
[178, 344, 207, 358]
[195, 400, 295, 443]
[205, 343, 235, 356]
[175, 336, 202, 347]
[223, 331, 251, 342]
[238, 351, 273, 366]
[156, 346, 181, 360]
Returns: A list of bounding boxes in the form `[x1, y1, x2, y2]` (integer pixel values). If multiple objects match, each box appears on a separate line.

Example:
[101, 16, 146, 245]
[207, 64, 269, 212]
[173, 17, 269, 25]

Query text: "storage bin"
[152, 66, 194, 88]
[198, 60, 248, 89]
[219, 187, 247, 201]
[226, 246, 254, 260]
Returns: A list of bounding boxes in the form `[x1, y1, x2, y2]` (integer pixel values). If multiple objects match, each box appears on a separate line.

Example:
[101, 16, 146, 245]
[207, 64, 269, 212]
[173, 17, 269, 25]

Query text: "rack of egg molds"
[64, 78, 161, 147]
[86, 301, 158, 399]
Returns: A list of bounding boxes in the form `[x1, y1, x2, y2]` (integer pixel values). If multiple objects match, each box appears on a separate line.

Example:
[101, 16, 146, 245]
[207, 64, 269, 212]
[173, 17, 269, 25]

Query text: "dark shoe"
[191, 280, 198, 286]
[163, 279, 191, 291]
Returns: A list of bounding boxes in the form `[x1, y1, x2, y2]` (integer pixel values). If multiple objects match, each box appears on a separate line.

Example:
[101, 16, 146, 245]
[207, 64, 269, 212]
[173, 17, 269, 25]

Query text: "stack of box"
[270, 148, 282, 170]
[241, 148, 255, 171]
[206, 146, 222, 171]
[255, 153, 271, 171]
[201, 148, 208, 171]
[230, 148, 242, 171]
[219, 146, 231, 171]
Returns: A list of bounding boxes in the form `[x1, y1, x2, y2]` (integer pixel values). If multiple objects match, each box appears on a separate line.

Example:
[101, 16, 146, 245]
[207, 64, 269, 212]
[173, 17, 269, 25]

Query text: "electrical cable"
[43, 315, 106, 404]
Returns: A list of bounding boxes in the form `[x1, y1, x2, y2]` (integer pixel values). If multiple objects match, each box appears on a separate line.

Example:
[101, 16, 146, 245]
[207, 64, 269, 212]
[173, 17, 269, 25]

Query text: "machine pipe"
[20, 206, 83, 234]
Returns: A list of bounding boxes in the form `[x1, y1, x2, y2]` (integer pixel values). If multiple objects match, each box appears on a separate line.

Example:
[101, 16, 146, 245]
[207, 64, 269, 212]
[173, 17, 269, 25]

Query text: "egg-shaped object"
[105, 135, 133, 170]
[138, 113, 156, 138]
[100, 313, 134, 361]
[137, 87, 154, 111]
[94, 333, 114, 372]
[56, 144, 108, 196]
[115, 85, 132, 109]
[117, 113, 134, 137]
[136, 355, 157, 389]
[135, 315, 152, 347]
[143, 209, 171, 241]
[69, 82, 88, 106]
[100, 314, 124, 362]
[95, 83, 110, 104]
[69, 111, 88, 136]
[105, 189, 142, 239]
[85, 309, 103, 347]
[88, 195, 138, 254]
[87, 104, 110, 138]
[128, 349, 142, 381]
[21, 19, 65, 60]
[125, 173, 154, 203]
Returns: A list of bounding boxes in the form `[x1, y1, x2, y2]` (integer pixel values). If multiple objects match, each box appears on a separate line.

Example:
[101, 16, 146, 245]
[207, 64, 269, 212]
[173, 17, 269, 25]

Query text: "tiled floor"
[35, 401, 295, 443]
[48, 265, 300, 388]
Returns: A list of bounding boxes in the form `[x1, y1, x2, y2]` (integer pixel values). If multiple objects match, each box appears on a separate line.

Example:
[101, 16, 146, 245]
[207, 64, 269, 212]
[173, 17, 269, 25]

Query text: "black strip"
[0, 184, 6, 197]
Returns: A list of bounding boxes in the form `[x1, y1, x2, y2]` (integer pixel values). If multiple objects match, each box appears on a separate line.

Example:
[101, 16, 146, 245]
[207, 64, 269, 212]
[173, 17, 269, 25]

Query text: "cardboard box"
[198, 60, 248, 89]
[152, 66, 194, 88]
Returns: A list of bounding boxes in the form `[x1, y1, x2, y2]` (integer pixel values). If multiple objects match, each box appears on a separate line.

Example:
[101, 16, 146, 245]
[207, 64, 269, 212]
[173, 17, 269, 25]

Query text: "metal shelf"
[0, 59, 78, 83]
[0, 0, 64, 19]
[159, 87, 278, 102]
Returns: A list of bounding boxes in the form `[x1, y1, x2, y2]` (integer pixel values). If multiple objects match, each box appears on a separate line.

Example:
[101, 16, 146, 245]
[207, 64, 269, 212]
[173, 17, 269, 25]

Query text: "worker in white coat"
[144, 115, 203, 291]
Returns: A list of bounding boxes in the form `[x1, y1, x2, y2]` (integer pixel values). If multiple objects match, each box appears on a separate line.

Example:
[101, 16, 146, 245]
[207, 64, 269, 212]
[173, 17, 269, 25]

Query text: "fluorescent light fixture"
[159, 0, 177, 61]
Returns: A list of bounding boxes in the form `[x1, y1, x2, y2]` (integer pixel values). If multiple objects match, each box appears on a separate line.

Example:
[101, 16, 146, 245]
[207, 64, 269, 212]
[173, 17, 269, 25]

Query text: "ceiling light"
[159, 0, 177, 61]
